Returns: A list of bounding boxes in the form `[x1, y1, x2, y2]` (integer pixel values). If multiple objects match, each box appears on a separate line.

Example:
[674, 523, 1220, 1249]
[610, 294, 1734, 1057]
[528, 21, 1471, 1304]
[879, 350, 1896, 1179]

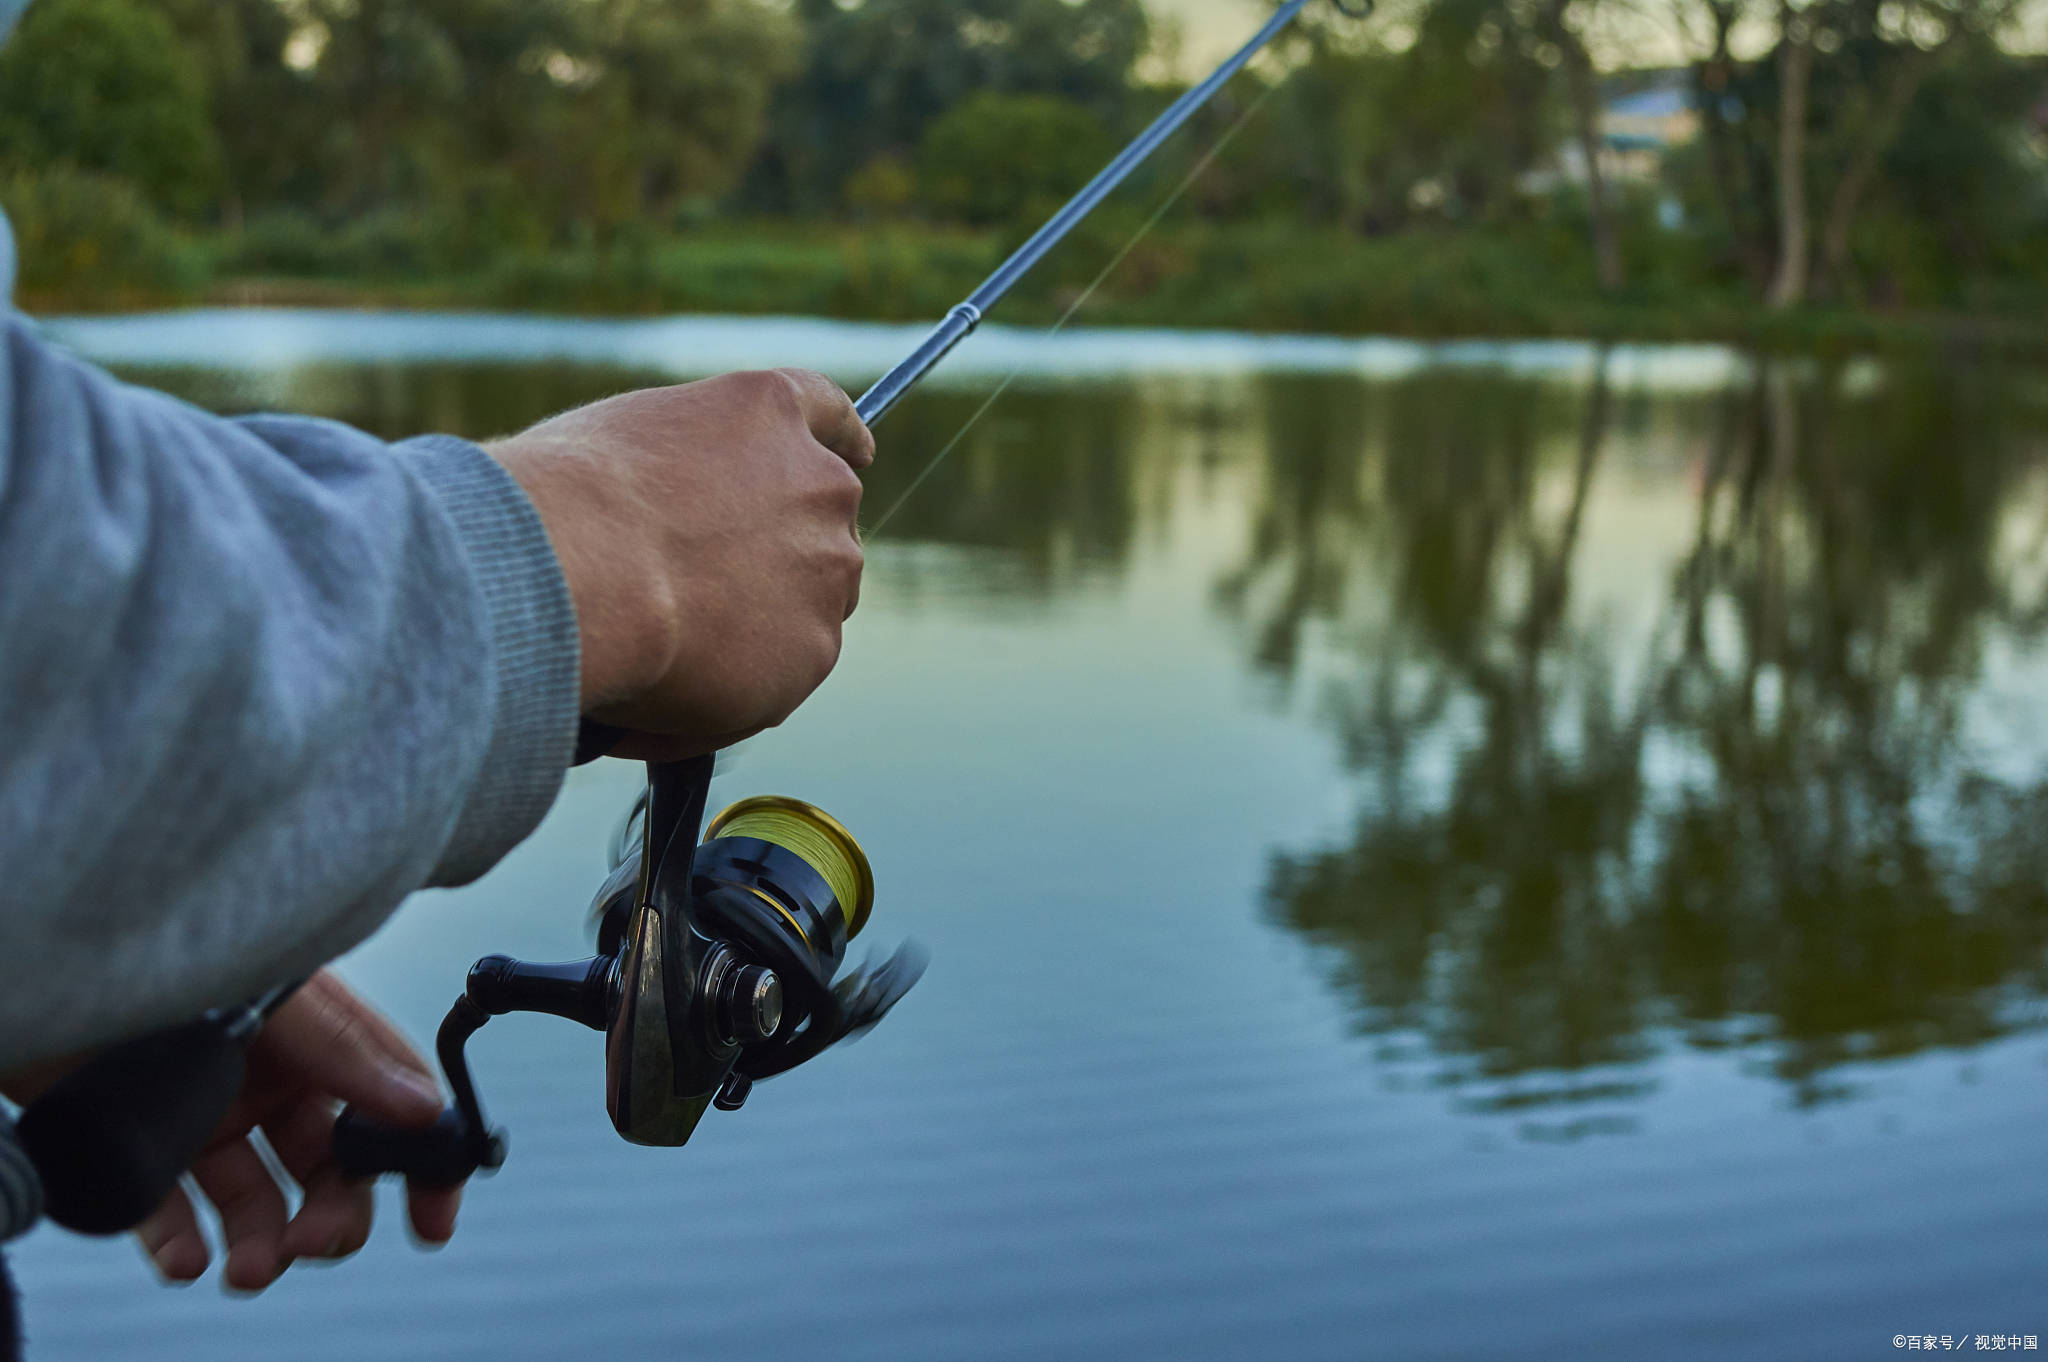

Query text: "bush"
[221, 203, 524, 282]
[917, 92, 1115, 227]
[2, 165, 206, 303]
[832, 230, 993, 318]
[328, 209, 466, 279]
[220, 210, 341, 277]
[0, 0, 221, 218]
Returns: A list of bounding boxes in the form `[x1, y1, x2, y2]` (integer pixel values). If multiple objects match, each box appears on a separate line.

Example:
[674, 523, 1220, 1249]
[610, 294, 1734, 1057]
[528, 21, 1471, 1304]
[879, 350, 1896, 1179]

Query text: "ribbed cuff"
[398, 434, 580, 885]
[0, 1119, 41, 1242]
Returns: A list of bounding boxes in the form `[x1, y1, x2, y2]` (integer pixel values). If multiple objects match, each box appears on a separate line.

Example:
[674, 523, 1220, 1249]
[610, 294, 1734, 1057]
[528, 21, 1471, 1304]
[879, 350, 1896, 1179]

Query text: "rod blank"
[853, 0, 1319, 427]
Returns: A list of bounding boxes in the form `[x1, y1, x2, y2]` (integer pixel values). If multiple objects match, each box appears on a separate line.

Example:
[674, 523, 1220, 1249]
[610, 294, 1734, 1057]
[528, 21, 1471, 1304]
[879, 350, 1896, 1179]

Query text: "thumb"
[257, 972, 446, 1129]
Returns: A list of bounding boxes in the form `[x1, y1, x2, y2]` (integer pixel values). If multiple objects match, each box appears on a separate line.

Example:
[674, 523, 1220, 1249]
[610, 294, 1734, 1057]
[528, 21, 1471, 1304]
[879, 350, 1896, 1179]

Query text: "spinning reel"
[15, 756, 921, 1235]
[332, 754, 925, 1182]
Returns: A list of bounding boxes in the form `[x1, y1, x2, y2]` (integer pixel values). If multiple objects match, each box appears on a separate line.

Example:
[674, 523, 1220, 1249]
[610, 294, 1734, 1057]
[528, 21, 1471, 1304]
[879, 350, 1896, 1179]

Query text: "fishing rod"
[15, 0, 1366, 1236]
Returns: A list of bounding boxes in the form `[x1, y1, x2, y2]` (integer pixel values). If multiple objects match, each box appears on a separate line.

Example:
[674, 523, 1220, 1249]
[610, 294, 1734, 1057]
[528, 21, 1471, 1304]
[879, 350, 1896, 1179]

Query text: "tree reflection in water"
[1226, 354, 2048, 1133]
[117, 343, 2048, 1135]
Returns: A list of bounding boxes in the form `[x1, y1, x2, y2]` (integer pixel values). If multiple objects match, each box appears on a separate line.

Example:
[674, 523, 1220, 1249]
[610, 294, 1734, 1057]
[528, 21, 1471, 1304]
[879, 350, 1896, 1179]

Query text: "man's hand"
[134, 971, 458, 1292]
[488, 368, 873, 758]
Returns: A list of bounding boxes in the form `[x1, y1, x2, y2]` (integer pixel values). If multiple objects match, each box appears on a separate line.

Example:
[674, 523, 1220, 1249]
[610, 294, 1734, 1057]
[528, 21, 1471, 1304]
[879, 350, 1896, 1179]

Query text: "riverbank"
[39, 309, 1759, 393]
[17, 217, 2048, 357]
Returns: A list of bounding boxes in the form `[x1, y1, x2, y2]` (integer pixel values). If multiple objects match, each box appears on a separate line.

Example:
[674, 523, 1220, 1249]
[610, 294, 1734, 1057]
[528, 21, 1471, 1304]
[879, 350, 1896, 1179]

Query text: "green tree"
[295, 0, 465, 214]
[0, 0, 222, 217]
[1528, 0, 1624, 289]
[155, 0, 333, 223]
[1215, 0, 1553, 233]
[1863, 38, 2048, 302]
[750, 0, 1149, 214]
[917, 91, 1115, 225]
[1670, 0, 2030, 306]
[582, 0, 802, 229]
[210, 0, 796, 246]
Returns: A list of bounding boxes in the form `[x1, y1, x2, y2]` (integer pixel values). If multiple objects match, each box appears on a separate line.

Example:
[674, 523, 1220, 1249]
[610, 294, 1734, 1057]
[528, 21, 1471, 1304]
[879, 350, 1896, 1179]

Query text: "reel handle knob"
[332, 993, 507, 1188]
[332, 1107, 505, 1187]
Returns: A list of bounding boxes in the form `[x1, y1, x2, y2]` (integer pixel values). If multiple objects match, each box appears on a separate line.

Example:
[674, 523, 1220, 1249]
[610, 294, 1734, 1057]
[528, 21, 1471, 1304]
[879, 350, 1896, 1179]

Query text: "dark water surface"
[14, 313, 2047, 1361]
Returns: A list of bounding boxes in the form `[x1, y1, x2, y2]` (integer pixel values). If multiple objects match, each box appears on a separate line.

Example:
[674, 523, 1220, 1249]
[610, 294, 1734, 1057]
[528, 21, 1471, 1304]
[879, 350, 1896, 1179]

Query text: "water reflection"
[1227, 355, 2048, 1127]
[144, 359, 1150, 596]
[138, 362, 676, 444]
[115, 342, 2048, 1128]
[46, 328, 2041, 1361]
[860, 387, 1144, 586]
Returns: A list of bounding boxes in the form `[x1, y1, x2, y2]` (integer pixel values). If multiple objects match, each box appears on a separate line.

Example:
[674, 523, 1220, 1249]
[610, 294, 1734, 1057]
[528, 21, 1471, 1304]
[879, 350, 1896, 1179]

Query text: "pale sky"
[1144, 0, 1280, 74]
[1144, 0, 1703, 73]
[1146, 0, 2048, 74]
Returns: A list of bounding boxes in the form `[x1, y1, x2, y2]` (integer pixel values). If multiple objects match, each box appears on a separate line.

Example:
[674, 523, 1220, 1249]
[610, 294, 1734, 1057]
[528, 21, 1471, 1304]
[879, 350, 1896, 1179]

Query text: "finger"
[282, 1166, 373, 1263]
[259, 973, 445, 1129]
[134, 1180, 210, 1283]
[408, 1181, 462, 1247]
[191, 1138, 290, 1292]
[776, 368, 874, 469]
[297, 971, 435, 1074]
[266, 1095, 374, 1262]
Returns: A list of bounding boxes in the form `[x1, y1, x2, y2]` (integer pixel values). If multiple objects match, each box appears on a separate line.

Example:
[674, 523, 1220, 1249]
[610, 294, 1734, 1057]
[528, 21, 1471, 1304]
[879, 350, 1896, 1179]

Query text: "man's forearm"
[0, 315, 579, 1071]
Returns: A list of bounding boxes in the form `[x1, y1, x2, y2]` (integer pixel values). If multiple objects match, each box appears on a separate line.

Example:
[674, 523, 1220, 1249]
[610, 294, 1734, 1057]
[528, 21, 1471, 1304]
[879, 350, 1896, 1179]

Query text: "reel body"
[335, 755, 923, 1182]
[21, 756, 922, 1232]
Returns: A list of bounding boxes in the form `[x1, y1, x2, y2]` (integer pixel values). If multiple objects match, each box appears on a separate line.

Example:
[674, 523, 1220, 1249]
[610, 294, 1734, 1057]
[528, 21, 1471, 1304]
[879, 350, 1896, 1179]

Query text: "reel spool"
[333, 756, 924, 1183]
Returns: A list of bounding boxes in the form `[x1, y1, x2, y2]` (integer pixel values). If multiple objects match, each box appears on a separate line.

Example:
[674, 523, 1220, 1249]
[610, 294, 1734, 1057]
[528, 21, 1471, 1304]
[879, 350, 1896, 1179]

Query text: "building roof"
[1606, 87, 1693, 120]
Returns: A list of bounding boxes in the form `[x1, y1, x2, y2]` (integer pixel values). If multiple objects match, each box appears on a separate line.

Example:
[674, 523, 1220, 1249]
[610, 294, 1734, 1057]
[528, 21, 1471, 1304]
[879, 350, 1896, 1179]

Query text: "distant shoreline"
[21, 223, 2048, 360]
[37, 307, 1762, 394]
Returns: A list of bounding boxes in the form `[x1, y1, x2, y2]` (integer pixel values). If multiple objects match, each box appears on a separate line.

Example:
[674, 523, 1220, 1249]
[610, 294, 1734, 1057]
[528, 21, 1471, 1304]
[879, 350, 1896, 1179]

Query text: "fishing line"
[865, 79, 1282, 536]
[710, 801, 869, 932]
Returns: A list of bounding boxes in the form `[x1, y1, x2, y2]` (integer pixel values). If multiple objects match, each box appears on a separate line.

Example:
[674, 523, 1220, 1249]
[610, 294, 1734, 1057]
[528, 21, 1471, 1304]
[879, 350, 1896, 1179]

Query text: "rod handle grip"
[16, 1019, 247, 1235]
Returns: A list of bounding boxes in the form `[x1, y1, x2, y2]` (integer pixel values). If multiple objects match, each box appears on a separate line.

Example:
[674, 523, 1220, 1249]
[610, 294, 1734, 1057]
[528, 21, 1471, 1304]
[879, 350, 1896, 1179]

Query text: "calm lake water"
[13, 311, 2047, 1361]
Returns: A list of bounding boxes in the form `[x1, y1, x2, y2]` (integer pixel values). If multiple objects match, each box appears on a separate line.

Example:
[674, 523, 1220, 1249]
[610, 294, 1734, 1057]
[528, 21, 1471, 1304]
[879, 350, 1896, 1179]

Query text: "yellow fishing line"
[713, 804, 867, 930]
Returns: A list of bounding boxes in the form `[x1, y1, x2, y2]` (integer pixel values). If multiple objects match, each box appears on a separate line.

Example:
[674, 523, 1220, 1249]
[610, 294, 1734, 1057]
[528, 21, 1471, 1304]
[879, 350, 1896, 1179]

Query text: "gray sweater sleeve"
[0, 311, 581, 1072]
